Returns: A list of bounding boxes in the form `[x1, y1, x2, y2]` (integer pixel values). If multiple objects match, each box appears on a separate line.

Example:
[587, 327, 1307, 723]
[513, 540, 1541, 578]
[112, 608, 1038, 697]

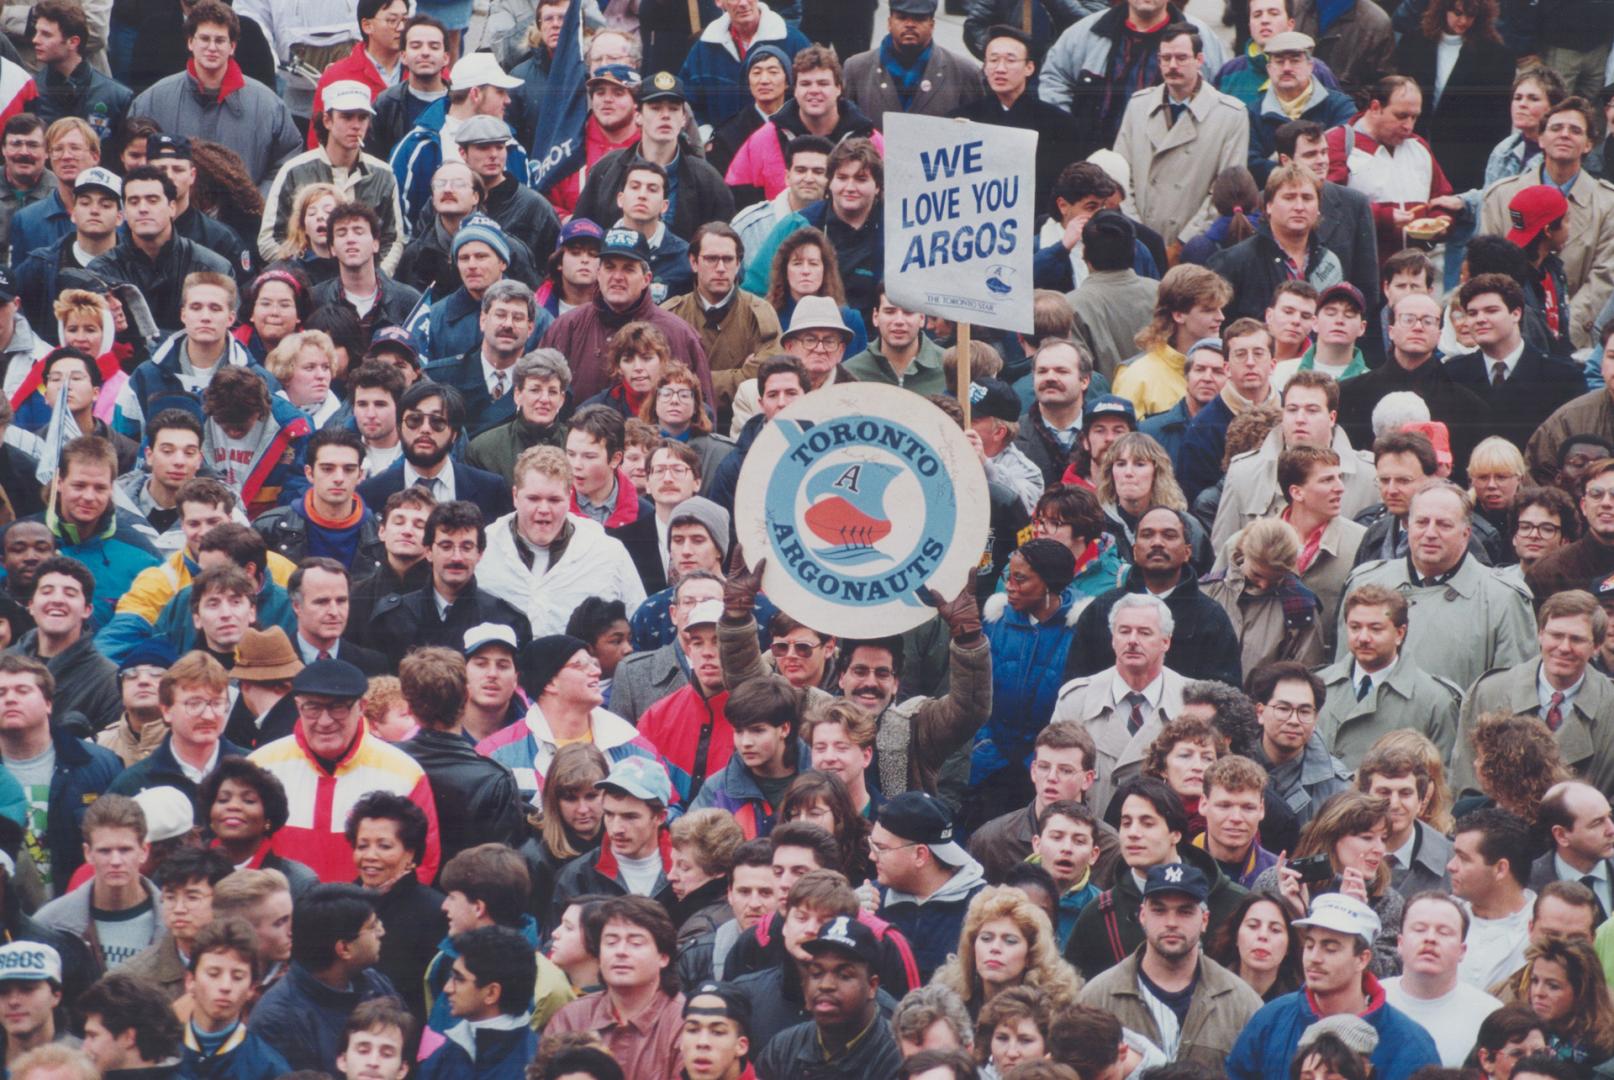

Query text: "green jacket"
[841, 334, 949, 396]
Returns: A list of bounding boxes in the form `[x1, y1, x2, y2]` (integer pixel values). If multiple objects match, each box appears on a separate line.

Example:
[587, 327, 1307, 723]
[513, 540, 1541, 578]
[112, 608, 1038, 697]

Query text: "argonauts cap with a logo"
[1141, 862, 1210, 903]
[878, 791, 969, 866]
[0, 942, 60, 985]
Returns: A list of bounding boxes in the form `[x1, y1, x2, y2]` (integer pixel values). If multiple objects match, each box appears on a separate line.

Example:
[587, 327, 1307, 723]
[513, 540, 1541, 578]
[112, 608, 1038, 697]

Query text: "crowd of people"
[0, 0, 1613, 1078]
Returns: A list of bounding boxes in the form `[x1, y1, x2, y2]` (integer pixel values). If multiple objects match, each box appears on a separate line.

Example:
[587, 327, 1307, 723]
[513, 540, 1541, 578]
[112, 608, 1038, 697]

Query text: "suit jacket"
[1529, 850, 1614, 922]
[356, 458, 514, 520]
[1443, 344, 1586, 452]
[333, 640, 389, 677]
[1051, 666, 1189, 818]
[419, 348, 519, 438]
[1451, 660, 1614, 795]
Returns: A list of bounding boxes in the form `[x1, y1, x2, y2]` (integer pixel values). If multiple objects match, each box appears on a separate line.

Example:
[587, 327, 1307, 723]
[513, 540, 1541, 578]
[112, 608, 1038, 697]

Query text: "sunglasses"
[402, 411, 450, 433]
[770, 640, 821, 658]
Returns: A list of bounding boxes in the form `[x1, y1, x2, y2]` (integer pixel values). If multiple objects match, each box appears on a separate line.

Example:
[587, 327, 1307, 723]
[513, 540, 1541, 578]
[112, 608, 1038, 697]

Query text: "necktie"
[1581, 875, 1608, 919]
[414, 476, 436, 496]
[1491, 361, 1508, 389]
[318, 650, 332, 661]
[1547, 690, 1565, 731]
[1357, 675, 1372, 702]
[1125, 692, 1146, 736]
[491, 371, 506, 401]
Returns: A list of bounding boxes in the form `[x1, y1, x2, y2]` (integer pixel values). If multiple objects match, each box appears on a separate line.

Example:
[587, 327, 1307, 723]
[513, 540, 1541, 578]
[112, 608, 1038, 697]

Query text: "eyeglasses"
[402, 411, 450, 433]
[1516, 521, 1562, 537]
[847, 664, 894, 681]
[176, 697, 228, 716]
[1586, 486, 1614, 502]
[868, 838, 917, 857]
[650, 464, 692, 478]
[697, 254, 738, 267]
[771, 640, 822, 657]
[1030, 760, 1085, 780]
[792, 333, 843, 352]
[297, 699, 355, 720]
[431, 178, 472, 192]
[1263, 702, 1318, 720]
[1396, 315, 1440, 328]
[657, 388, 694, 402]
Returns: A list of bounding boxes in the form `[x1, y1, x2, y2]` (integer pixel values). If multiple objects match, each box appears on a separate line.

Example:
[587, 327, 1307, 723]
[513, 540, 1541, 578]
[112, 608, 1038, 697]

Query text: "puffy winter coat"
[972, 592, 1082, 785]
[637, 684, 732, 804]
[126, 60, 301, 188]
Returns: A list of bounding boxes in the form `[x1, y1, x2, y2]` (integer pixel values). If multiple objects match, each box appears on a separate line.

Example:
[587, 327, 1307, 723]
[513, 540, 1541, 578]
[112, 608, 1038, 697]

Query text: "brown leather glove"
[723, 554, 767, 623]
[929, 583, 982, 644]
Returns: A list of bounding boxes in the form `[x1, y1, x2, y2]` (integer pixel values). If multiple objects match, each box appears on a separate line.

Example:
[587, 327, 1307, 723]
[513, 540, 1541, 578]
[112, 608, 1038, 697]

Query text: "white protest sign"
[883, 114, 1037, 335]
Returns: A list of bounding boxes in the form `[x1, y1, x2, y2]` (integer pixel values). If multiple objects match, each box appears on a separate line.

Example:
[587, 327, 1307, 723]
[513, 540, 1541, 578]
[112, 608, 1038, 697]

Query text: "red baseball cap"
[1506, 185, 1569, 247]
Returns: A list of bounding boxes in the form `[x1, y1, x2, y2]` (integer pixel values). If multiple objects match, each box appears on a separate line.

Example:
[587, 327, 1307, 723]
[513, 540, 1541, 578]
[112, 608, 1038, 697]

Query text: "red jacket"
[308, 45, 391, 148]
[637, 684, 732, 805]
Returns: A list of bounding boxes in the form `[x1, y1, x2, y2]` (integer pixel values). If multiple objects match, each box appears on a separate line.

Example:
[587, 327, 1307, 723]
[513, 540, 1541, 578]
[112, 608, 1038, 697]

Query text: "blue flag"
[526, 0, 588, 195]
[404, 286, 434, 354]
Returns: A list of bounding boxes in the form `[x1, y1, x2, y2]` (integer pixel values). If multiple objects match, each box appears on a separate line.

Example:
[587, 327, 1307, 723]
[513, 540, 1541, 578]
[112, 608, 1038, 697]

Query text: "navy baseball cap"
[1142, 863, 1210, 903]
[1083, 393, 1137, 428]
[557, 218, 605, 251]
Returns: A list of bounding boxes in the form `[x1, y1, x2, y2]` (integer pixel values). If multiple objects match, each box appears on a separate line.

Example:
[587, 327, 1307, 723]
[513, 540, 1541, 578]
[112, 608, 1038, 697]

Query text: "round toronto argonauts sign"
[734, 384, 990, 638]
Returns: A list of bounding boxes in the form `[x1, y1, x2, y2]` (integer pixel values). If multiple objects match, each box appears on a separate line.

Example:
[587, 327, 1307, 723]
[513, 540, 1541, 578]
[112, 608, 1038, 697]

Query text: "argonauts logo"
[734, 385, 990, 639]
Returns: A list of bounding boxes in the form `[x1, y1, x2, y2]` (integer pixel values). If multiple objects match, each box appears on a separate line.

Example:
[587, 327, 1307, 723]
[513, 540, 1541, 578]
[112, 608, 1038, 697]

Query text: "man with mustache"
[0, 118, 52, 259]
[106, 651, 245, 810]
[1063, 505, 1241, 687]
[420, 280, 538, 439]
[1080, 862, 1263, 1067]
[366, 501, 529, 669]
[1053, 592, 1187, 818]
[1383, 893, 1504, 1066]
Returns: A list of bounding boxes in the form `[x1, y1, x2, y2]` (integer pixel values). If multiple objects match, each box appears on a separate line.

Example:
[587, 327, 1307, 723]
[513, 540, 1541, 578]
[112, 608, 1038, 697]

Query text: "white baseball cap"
[450, 52, 524, 90]
[324, 79, 375, 115]
[1293, 893, 1382, 944]
[0, 942, 61, 985]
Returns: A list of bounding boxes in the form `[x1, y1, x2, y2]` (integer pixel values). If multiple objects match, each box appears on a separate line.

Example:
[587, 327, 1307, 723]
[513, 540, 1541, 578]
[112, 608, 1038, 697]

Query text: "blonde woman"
[1468, 436, 1528, 549]
[934, 885, 1084, 1021]
[264, 330, 342, 428]
[1202, 518, 1325, 673]
[274, 182, 341, 281]
[1096, 431, 1212, 570]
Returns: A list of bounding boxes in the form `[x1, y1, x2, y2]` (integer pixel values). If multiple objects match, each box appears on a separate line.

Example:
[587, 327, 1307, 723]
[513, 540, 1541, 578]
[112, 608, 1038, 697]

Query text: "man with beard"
[1078, 862, 1264, 1066]
[366, 501, 529, 667]
[356, 381, 509, 518]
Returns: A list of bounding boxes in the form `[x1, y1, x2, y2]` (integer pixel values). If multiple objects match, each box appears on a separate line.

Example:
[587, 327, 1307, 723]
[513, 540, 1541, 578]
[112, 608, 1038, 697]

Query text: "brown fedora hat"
[232, 627, 304, 683]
